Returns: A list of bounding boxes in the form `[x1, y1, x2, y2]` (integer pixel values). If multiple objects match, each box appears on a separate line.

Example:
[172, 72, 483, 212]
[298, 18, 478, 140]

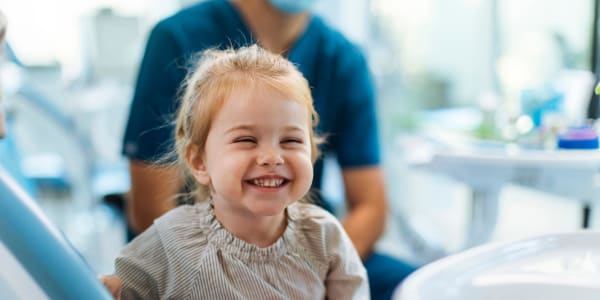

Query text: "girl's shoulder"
[289, 202, 339, 225]
[156, 202, 213, 227]
[288, 203, 347, 247]
[152, 202, 214, 250]
[288, 202, 341, 226]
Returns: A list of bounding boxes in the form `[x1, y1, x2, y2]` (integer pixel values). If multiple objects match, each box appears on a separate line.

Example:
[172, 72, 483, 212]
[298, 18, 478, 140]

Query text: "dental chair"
[0, 166, 112, 299]
[394, 231, 600, 300]
[1, 40, 130, 202]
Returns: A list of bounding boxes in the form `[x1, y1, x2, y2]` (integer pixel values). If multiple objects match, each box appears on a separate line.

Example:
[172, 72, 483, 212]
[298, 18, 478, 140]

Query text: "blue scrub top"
[122, 0, 381, 197]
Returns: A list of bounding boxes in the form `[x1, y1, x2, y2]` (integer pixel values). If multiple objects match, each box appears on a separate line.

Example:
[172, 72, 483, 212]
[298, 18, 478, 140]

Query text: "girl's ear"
[186, 144, 210, 185]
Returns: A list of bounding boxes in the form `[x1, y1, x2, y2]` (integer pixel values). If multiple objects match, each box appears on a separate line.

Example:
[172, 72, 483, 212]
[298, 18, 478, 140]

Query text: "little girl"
[109, 45, 369, 299]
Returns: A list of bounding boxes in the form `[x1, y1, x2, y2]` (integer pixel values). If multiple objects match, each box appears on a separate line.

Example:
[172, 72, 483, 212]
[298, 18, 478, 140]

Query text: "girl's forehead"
[217, 85, 308, 117]
[226, 81, 298, 103]
[213, 76, 311, 117]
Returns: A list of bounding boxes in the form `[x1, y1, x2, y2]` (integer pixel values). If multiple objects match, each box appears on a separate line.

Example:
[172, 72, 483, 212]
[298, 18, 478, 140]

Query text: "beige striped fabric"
[115, 201, 369, 299]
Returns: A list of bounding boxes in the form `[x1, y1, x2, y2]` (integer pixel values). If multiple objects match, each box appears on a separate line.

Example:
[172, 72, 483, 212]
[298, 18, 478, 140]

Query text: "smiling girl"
[107, 45, 368, 299]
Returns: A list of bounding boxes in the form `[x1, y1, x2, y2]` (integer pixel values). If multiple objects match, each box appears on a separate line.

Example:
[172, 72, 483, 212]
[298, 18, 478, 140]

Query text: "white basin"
[395, 231, 600, 300]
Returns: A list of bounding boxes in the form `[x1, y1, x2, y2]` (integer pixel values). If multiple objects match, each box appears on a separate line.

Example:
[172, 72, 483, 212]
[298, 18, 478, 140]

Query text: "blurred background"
[2, 0, 600, 274]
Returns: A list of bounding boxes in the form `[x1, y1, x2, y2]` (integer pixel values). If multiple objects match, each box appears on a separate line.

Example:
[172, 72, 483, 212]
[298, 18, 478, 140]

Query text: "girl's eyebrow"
[283, 126, 307, 133]
[224, 124, 254, 134]
[225, 125, 306, 134]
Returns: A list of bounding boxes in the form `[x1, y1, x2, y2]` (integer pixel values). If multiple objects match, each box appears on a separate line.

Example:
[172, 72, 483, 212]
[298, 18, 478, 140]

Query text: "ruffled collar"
[194, 201, 301, 263]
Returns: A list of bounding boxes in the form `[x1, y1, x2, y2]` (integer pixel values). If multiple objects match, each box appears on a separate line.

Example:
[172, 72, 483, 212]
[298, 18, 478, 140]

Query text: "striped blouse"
[115, 201, 369, 299]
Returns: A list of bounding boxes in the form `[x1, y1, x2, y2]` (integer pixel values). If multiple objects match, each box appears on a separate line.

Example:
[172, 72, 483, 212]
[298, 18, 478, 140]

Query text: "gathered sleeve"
[324, 215, 370, 299]
[115, 226, 169, 300]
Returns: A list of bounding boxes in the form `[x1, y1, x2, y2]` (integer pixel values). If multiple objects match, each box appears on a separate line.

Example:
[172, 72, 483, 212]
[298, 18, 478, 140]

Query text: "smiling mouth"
[246, 178, 289, 188]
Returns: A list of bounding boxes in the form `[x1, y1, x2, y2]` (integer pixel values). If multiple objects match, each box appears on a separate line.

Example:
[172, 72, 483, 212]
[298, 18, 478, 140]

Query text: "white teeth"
[251, 178, 284, 187]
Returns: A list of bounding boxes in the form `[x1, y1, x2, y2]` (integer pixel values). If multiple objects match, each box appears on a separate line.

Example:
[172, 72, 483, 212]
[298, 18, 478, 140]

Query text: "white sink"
[395, 231, 600, 300]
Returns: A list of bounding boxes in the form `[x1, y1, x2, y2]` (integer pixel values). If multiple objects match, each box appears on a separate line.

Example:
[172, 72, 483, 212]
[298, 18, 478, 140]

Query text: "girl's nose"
[257, 146, 284, 166]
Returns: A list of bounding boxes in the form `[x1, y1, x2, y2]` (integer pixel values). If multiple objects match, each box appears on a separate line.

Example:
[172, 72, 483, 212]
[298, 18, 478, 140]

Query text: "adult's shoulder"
[153, 0, 233, 47]
[309, 15, 367, 69]
[162, 1, 221, 29]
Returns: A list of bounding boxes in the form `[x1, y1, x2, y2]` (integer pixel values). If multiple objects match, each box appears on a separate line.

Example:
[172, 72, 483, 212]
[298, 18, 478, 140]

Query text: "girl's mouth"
[246, 177, 290, 188]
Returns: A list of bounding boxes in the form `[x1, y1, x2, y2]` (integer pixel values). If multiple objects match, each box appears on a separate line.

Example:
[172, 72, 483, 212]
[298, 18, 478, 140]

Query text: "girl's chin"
[245, 199, 294, 217]
[248, 206, 287, 217]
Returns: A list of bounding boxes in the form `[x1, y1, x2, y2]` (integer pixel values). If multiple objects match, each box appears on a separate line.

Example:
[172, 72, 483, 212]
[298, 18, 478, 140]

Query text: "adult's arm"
[341, 167, 387, 260]
[332, 43, 387, 260]
[122, 19, 187, 233]
[127, 161, 182, 233]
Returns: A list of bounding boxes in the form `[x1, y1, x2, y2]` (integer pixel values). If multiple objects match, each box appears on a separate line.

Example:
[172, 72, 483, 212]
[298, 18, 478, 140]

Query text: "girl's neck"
[231, 0, 310, 55]
[213, 203, 288, 248]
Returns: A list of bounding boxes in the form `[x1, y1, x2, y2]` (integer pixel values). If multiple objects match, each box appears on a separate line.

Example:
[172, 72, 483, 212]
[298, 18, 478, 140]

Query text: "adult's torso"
[160, 0, 355, 193]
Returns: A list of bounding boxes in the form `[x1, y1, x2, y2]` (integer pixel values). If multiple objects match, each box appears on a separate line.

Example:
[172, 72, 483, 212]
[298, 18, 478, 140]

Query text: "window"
[368, 0, 595, 142]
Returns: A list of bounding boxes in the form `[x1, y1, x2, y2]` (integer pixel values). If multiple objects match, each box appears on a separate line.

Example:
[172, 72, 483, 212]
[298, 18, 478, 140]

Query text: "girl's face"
[192, 83, 313, 219]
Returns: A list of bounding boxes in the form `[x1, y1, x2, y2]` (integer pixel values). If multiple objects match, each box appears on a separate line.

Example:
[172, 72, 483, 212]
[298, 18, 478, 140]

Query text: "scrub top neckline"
[220, 0, 316, 60]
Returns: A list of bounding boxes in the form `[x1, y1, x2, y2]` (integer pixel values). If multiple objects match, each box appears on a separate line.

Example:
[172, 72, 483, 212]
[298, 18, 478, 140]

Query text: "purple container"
[557, 126, 599, 149]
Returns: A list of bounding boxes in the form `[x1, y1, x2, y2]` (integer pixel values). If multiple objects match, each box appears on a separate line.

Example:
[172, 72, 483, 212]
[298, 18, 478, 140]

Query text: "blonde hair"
[174, 45, 321, 202]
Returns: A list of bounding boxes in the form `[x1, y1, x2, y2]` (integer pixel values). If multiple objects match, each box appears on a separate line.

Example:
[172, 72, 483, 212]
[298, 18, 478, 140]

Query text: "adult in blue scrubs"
[122, 0, 416, 298]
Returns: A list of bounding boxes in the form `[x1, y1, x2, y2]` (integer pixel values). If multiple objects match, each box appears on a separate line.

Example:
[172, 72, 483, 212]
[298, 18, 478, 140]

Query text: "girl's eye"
[234, 137, 256, 143]
[282, 138, 303, 144]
